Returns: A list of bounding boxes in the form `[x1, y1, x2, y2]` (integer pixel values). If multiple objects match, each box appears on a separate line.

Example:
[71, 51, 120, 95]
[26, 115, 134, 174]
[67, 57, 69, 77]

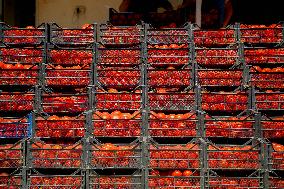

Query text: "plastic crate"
[0, 47, 43, 86]
[261, 116, 284, 138]
[98, 69, 141, 88]
[149, 175, 201, 188]
[99, 24, 142, 46]
[207, 143, 260, 170]
[240, 24, 283, 45]
[45, 67, 91, 87]
[147, 45, 189, 67]
[202, 92, 248, 112]
[49, 49, 93, 66]
[208, 175, 261, 188]
[0, 114, 31, 138]
[270, 144, 284, 171]
[194, 28, 236, 47]
[50, 23, 94, 47]
[0, 173, 22, 188]
[93, 111, 141, 137]
[244, 47, 284, 65]
[149, 142, 200, 169]
[1, 23, 45, 46]
[35, 114, 85, 138]
[147, 27, 189, 45]
[90, 141, 142, 169]
[0, 92, 34, 112]
[0, 140, 24, 168]
[195, 48, 238, 67]
[149, 91, 195, 111]
[96, 91, 141, 111]
[270, 177, 284, 189]
[28, 174, 84, 189]
[205, 116, 254, 138]
[29, 140, 83, 169]
[255, 92, 284, 111]
[42, 92, 88, 113]
[148, 69, 192, 87]
[149, 111, 197, 137]
[98, 47, 141, 67]
[197, 69, 243, 87]
[250, 71, 284, 90]
[89, 173, 142, 189]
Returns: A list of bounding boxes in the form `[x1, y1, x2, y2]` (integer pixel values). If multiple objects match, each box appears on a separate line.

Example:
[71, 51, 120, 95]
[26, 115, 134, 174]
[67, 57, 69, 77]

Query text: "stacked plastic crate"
[241, 24, 284, 189]
[0, 23, 45, 188]
[145, 24, 203, 188]
[87, 24, 144, 188]
[194, 24, 264, 188]
[25, 23, 95, 188]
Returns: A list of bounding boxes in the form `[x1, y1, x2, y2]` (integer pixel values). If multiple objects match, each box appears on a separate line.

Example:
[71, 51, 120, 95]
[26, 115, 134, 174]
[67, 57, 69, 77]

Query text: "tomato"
[171, 170, 182, 177]
[183, 170, 193, 177]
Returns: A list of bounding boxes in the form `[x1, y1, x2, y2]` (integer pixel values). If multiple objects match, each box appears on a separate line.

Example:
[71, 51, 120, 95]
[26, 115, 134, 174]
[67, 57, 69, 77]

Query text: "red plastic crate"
[42, 92, 88, 113]
[2, 23, 45, 46]
[240, 24, 283, 45]
[93, 111, 141, 137]
[29, 140, 83, 169]
[149, 142, 200, 169]
[49, 49, 93, 66]
[100, 24, 142, 45]
[90, 142, 142, 169]
[202, 92, 248, 111]
[0, 141, 23, 168]
[196, 48, 238, 67]
[98, 48, 141, 67]
[96, 91, 141, 111]
[28, 175, 83, 189]
[89, 172, 141, 189]
[50, 23, 94, 46]
[147, 46, 189, 67]
[205, 116, 254, 138]
[0, 174, 21, 189]
[208, 143, 260, 170]
[198, 69, 242, 87]
[245, 48, 284, 65]
[194, 28, 235, 46]
[148, 69, 191, 87]
[149, 112, 197, 137]
[262, 116, 284, 138]
[255, 92, 284, 111]
[0, 92, 34, 111]
[149, 92, 195, 111]
[35, 115, 85, 138]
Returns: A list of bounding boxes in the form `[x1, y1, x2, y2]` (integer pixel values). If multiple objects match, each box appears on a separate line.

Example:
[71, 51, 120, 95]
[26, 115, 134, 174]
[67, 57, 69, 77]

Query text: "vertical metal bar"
[195, 85, 202, 111]
[198, 111, 205, 138]
[30, 111, 36, 138]
[141, 23, 149, 189]
[235, 23, 241, 43]
[249, 86, 256, 111]
[85, 169, 90, 189]
[254, 112, 262, 139]
[260, 141, 269, 189]
[34, 85, 41, 113]
[200, 139, 207, 189]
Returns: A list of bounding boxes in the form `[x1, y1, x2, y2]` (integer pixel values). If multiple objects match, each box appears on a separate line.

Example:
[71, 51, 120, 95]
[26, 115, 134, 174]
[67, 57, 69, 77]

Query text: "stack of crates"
[240, 23, 284, 189]
[145, 24, 202, 188]
[193, 24, 263, 188]
[0, 23, 43, 188]
[88, 24, 144, 188]
[0, 21, 283, 188]
[26, 23, 95, 188]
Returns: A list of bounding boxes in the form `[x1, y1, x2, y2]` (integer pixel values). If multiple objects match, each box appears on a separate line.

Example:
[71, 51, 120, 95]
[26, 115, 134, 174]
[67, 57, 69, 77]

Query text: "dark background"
[0, 0, 283, 27]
